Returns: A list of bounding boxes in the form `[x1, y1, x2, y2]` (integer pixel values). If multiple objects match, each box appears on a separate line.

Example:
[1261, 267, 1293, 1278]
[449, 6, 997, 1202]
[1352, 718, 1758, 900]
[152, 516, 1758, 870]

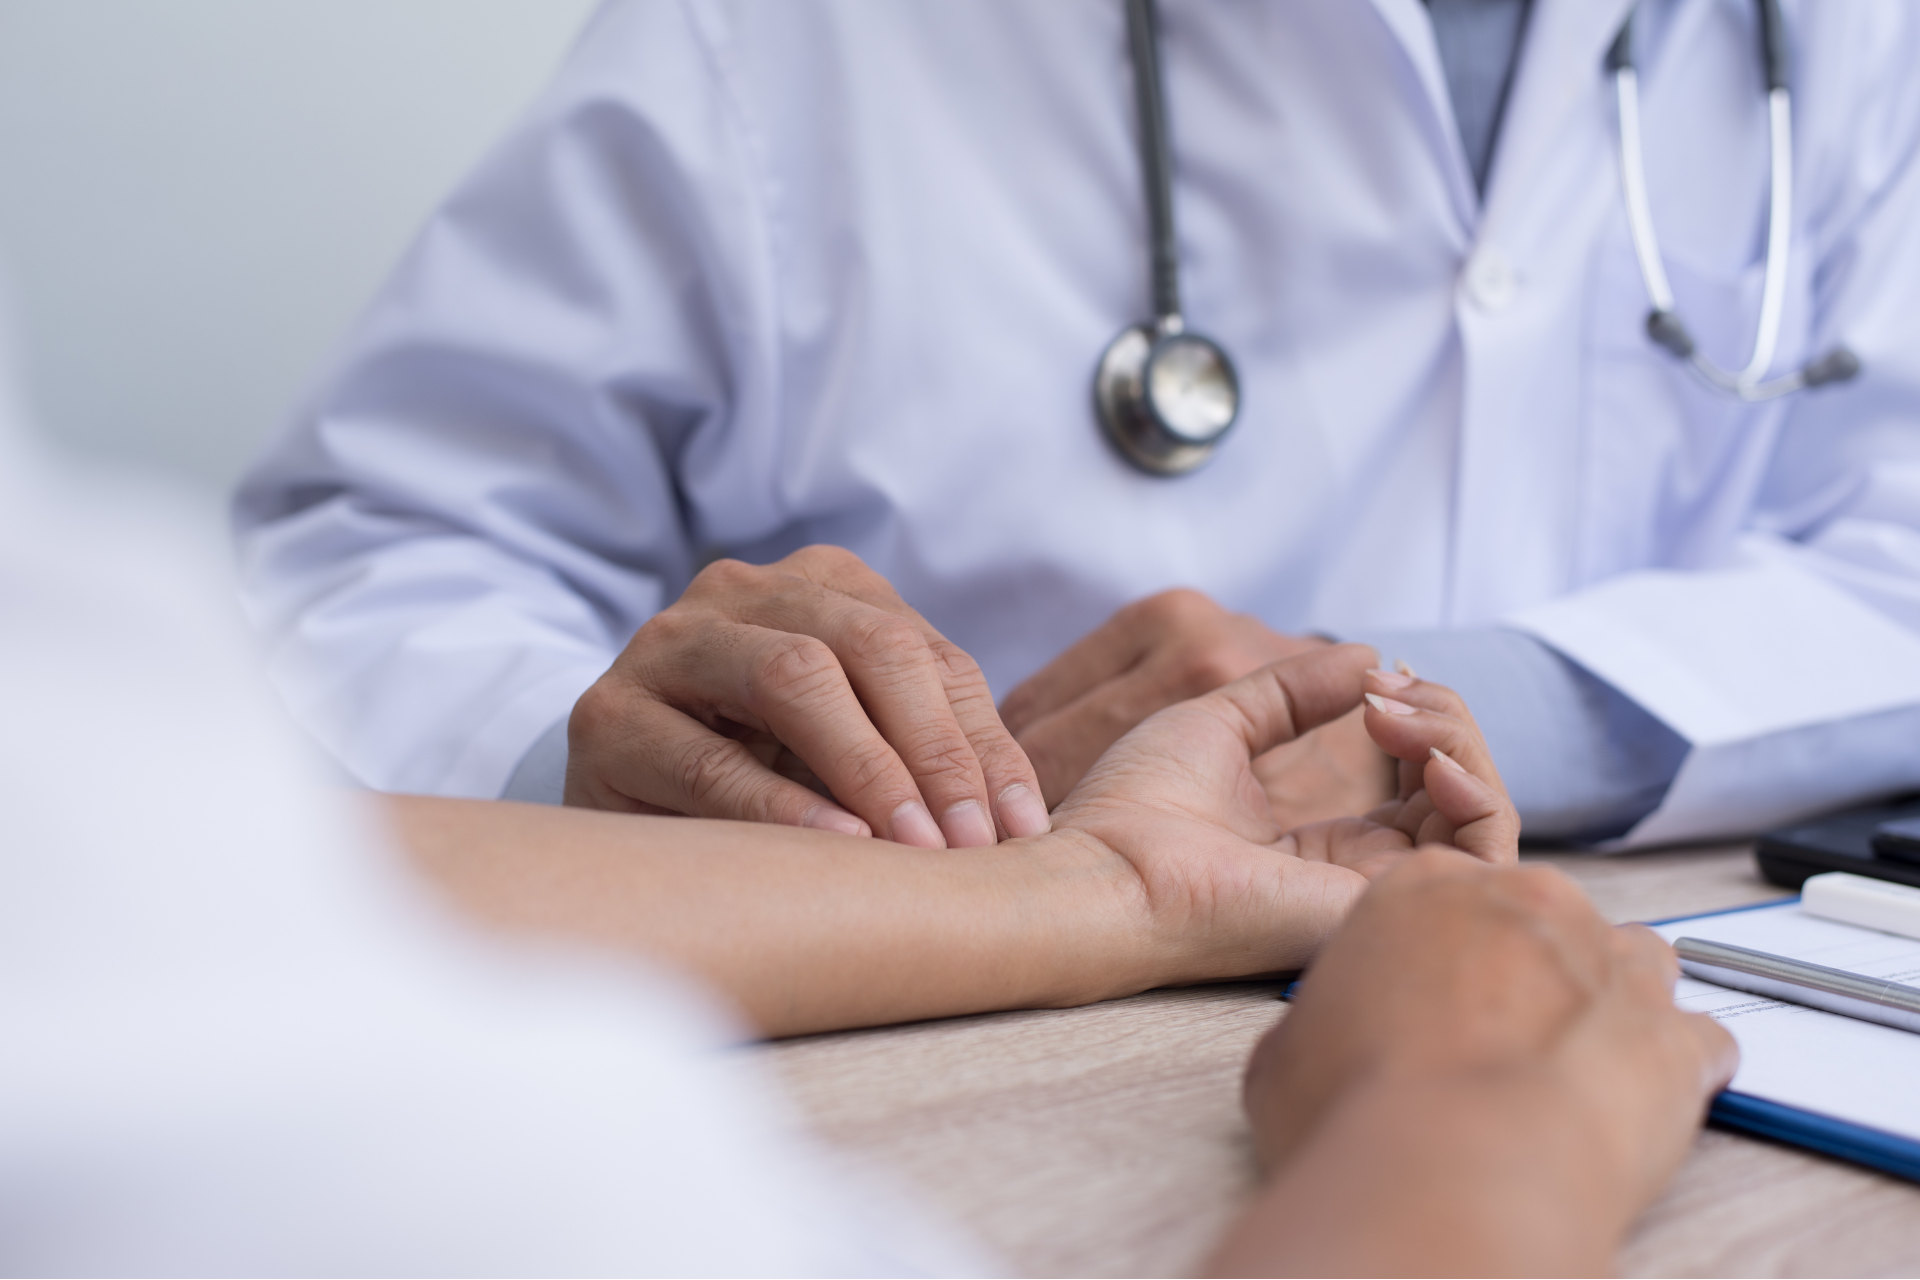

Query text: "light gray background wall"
[0, 0, 600, 498]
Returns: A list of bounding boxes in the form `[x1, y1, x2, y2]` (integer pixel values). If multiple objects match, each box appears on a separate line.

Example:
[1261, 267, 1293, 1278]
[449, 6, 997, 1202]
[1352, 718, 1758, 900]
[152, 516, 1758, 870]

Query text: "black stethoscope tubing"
[1093, 0, 1242, 477]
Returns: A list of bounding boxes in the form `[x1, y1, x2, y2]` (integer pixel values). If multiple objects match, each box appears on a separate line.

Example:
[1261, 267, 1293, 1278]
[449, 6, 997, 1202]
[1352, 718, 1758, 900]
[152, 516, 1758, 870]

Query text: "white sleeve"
[233, 0, 780, 798]
[2, 434, 987, 1273]
[1506, 18, 1920, 848]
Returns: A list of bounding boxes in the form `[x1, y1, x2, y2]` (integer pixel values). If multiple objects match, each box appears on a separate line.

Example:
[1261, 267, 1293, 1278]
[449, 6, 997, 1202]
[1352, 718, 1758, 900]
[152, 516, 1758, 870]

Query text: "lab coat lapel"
[1364, 0, 1479, 231]
[1479, 0, 1637, 237]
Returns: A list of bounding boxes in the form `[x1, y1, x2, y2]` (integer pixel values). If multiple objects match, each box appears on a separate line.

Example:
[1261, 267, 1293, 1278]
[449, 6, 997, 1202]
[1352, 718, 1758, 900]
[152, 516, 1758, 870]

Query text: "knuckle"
[746, 635, 845, 708]
[1157, 586, 1212, 614]
[1413, 679, 1474, 722]
[791, 543, 866, 577]
[901, 733, 979, 788]
[973, 734, 1039, 786]
[671, 733, 757, 812]
[1504, 864, 1589, 919]
[567, 678, 626, 747]
[631, 606, 698, 652]
[690, 556, 759, 594]
[1173, 640, 1248, 695]
[1144, 587, 1218, 628]
[843, 612, 926, 666]
[926, 635, 986, 685]
[827, 736, 908, 801]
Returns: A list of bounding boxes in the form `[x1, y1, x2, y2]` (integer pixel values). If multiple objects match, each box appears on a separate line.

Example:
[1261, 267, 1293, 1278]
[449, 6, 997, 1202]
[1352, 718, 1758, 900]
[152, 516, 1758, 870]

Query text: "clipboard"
[1652, 899, 1920, 1185]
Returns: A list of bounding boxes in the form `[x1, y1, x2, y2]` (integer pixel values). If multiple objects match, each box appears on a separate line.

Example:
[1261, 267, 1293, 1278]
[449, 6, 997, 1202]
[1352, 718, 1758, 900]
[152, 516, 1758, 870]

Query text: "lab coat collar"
[1367, 0, 1637, 239]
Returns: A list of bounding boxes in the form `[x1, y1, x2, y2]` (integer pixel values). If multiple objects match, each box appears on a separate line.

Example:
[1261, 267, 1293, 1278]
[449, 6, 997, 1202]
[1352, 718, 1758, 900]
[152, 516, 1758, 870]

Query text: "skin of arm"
[388, 644, 1517, 1037]
[1207, 850, 1738, 1277]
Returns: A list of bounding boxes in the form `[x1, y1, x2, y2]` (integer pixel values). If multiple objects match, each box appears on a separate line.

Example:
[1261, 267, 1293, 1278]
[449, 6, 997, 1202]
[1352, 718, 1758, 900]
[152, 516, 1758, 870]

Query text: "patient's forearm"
[382, 795, 1148, 1037]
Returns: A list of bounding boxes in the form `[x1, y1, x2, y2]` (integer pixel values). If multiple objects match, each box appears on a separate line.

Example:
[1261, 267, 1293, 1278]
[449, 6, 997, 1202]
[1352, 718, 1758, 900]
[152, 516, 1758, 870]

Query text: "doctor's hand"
[1050, 645, 1518, 981]
[1000, 589, 1395, 826]
[1212, 852, 1735, 1277]
[565, 545, 1050, 847]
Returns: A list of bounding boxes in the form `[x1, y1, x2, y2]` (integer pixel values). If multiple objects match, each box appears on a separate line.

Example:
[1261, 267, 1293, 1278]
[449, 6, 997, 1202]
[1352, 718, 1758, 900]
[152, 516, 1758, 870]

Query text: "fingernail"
[889, 800, 947, 849]
[802, 804, 870, 838]
[940, 799, 996, 849]
[1373, 667, 1415, 690]
[1365, 693, 1417, 716]
[1430, 746, 1466, 771]
[997, 783, 1052, 839]
[1395, 658, 1417, 678]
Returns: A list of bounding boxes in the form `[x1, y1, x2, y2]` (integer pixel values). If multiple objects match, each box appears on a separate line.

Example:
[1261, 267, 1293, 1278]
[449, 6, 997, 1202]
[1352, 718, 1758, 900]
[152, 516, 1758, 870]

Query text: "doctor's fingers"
[999, 589, 1299, 736]
[688, 614, 1007, 848]
[914, 634, 1053, 840]
[565, 699, 873, 837]
[593, 623, 958, 847]
[722, 579, 1046, 845]
[780, 561, 1054, 841]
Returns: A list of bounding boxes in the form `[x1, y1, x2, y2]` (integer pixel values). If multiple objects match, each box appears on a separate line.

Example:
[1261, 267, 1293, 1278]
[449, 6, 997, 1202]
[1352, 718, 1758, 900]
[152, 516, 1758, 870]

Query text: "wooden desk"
[763, 845, 1920, 1276]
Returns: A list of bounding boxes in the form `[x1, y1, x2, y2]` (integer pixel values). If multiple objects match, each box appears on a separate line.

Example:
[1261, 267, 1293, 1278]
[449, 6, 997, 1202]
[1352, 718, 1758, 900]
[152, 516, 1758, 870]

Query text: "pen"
[1674, 937, 1920, 1035]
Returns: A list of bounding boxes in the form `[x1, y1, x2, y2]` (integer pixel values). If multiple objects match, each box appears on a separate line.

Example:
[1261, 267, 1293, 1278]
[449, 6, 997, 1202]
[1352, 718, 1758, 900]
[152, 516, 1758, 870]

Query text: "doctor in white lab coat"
[238, 0, 1920, 848]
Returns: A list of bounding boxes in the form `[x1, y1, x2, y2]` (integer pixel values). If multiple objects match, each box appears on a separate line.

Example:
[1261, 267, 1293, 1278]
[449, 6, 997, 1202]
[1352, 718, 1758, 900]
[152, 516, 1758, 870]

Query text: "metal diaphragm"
[1094, 321, 1240, 476]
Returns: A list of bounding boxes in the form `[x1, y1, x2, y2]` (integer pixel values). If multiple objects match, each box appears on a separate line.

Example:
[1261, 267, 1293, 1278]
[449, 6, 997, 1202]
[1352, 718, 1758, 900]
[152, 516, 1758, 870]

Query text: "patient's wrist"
[1003, 825, 1168, 1005]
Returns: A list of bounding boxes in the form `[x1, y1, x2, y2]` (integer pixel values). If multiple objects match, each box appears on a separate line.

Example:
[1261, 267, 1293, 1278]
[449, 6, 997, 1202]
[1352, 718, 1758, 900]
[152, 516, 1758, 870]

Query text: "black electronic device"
[1870, 814, 1920, 866]
[1755, 796, 1920, 890]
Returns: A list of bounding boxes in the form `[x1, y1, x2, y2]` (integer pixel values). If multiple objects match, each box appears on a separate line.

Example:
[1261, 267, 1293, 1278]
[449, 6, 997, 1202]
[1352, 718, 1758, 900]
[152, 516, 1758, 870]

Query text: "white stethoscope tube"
[1611, 1, 1859, 401]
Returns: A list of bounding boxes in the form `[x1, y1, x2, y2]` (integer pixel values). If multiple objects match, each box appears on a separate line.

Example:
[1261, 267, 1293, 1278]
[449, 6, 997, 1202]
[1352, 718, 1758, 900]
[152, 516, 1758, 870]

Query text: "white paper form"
[1652, 902, 1920, 1142]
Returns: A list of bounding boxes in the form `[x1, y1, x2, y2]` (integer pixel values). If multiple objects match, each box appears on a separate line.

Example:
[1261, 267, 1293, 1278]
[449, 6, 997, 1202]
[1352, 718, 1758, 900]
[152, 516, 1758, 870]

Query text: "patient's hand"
[1051, 645, 1517, 979]
[1211, 851, 1735, 1276]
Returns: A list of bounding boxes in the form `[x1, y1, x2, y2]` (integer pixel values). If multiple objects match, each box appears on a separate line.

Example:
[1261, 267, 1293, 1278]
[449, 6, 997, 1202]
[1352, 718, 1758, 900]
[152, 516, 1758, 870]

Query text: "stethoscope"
[1094, 0, 1862, 478]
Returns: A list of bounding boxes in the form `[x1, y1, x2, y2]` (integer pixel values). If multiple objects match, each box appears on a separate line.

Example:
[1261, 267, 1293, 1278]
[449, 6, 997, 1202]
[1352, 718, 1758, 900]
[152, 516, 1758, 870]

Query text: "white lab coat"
[238, 0, 1920, 846]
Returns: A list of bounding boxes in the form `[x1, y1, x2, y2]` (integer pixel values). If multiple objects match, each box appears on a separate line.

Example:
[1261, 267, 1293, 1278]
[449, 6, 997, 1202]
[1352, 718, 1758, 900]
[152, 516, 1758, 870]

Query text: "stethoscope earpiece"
[1095, 318, 1240, 476]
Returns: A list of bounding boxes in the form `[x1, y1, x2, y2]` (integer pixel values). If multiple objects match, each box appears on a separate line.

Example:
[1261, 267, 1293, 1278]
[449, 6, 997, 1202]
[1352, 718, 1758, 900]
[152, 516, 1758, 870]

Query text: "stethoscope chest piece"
[1095, 318, 1240, 476]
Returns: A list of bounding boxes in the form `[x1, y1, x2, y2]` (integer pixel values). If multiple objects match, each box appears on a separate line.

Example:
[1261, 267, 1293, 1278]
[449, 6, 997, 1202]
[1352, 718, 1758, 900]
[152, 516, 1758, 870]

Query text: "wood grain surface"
[761, 844, 1920, 1277]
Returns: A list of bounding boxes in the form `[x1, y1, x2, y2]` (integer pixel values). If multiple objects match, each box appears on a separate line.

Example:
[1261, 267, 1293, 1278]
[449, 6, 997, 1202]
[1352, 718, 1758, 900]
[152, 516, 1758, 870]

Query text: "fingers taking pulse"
[564, 545, 1053, 848]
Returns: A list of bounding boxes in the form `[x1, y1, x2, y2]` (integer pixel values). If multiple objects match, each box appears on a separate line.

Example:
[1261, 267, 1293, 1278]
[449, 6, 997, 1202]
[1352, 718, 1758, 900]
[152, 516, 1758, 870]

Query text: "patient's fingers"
[1204, 644, 1379, 760]
[1355, 670, 1518, 862]
[1359, 669, 1505, 792]
[1417, 746, 1520, 863]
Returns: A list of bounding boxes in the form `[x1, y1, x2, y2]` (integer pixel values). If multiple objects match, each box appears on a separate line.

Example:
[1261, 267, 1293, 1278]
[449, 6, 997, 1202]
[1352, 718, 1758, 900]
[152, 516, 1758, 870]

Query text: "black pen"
[1674, 936, 1920, 1035]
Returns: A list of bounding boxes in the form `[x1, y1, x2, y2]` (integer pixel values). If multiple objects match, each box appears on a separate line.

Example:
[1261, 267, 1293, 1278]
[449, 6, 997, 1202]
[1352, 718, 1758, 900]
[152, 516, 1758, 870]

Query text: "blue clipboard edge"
[1660, 896, 1920, 1186]
[1710, 1092, 1920, 1183]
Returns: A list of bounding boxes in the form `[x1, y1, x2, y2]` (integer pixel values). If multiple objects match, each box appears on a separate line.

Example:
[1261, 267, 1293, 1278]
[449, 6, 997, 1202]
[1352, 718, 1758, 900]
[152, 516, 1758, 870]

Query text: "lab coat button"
[1464, 248, 1518, 312]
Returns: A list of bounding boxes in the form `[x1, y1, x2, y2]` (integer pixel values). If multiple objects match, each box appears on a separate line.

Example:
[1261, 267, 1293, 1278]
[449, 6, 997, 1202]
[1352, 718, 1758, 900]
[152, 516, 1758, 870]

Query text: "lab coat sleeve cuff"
[502, 715, 570, 805]
[1342, 627, 1685, 842]
[1503, 560, 1920, 848]
[439, 663, 598, 801]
